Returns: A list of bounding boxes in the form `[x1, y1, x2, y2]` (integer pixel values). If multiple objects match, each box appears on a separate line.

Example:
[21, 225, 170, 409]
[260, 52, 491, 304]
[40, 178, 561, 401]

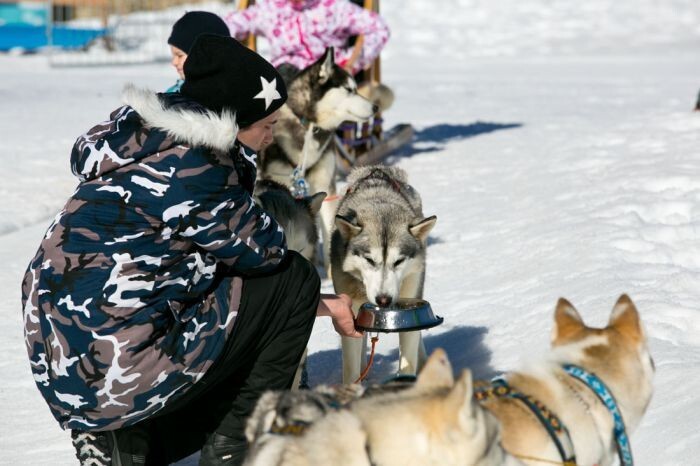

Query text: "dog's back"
[479, 295, 654, 466]
[341, 165, 424, 219]
[243, 350, 521, 466]
[254, 179, 325, 261]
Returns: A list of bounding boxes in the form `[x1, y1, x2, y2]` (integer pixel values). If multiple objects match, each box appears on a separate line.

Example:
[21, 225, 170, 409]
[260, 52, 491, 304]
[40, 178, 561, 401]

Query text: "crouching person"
[20, 35, 361, 466]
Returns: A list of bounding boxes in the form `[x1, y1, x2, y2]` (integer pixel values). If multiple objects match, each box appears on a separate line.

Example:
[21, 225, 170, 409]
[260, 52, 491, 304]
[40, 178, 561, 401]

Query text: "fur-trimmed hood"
[71, 85, 239, 181]
[123, 85, 238, 152]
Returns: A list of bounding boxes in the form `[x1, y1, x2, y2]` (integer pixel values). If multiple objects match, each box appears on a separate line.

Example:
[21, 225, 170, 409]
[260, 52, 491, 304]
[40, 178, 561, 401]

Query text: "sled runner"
[236, 0, 414, 174]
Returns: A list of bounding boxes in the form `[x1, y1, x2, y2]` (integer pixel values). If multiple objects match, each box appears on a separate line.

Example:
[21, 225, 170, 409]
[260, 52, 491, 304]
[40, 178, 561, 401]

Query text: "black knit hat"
[168, 11, 230, 54]
[181, 34, 287, 127]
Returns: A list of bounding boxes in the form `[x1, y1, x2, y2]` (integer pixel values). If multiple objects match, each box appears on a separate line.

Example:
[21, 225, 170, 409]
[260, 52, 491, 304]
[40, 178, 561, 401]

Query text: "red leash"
[354, 335, 380, 384]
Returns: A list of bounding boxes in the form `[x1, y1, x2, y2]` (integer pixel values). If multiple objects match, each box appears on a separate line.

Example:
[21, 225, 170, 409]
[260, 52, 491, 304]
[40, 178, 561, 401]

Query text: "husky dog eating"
[330, 165, 437, 383]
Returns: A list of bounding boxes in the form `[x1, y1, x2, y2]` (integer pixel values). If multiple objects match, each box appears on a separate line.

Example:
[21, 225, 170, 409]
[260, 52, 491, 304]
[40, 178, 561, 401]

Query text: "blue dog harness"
[562, 364, 634, 466]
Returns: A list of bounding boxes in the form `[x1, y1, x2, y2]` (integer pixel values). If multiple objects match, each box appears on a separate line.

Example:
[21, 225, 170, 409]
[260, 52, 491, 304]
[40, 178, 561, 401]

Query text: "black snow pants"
[117, 251, 320, 465]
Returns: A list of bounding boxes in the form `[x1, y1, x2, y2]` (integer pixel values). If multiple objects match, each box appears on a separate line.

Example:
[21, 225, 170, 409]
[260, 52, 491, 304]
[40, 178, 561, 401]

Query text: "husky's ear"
[415, 348, 454, 391]
[335, 215, 362, 239]
[608, 294, 644, 343]
[319, 47, 335, 84]
[409, 216, 437, 243]
[305, 192, 326, 217]
[445, 369, 474, 420]
[552, 298, 585, 345]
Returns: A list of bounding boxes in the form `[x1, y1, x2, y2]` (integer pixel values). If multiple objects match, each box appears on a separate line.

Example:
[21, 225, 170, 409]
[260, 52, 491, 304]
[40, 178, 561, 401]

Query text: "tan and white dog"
[243, 349, 521, 466]
[477, 294, 654, 466]
[242, 295, 653, 466]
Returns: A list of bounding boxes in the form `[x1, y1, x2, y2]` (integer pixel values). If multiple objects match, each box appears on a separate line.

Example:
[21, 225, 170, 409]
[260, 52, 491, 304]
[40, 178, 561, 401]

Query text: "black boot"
[72, 426, 150, 466]
[198, 432, 248, 466]
[72, 430, 112, 466]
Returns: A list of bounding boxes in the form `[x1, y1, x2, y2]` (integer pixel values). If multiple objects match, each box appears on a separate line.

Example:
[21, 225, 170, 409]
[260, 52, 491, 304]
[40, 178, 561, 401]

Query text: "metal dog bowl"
[355, 298, 444, 333]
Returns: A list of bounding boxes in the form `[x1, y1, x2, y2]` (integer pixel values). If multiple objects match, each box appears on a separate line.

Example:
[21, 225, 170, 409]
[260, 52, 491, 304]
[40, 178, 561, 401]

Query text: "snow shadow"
[427, 235, 444, 247]
[389, 121, 523, 158]
[307, 325, 494, 386]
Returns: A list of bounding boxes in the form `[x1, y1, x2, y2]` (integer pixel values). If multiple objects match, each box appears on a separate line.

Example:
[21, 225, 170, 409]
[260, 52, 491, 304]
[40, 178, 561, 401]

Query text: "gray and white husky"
[330, 166, 437, 383]
[260, 48, 377, 270]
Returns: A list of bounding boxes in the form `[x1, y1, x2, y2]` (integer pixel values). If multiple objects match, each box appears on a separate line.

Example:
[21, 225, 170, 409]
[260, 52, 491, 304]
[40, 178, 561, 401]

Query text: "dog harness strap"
[364, 440, 379, 466]
[562, 364, 634, 466]
[476, 377, 577, 465]
[346, 168, 416, 212]
[269, 420, 311, 436]
[290, 123, 333, 199]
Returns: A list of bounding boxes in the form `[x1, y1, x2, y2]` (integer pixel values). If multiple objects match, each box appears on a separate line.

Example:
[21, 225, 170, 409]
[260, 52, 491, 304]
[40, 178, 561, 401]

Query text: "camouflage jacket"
[20, 86, 287, 431]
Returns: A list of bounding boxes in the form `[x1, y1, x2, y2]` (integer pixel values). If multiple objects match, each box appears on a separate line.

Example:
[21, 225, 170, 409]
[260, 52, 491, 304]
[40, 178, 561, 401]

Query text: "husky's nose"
[375, 294, 392, 307]
[372, 104, 379, 114]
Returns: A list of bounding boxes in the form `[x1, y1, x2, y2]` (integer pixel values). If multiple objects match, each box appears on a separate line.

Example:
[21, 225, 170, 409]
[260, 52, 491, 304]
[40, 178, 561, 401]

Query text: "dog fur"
[242, 296, 652, 466]
[330, 165, 437, 383]
[243, 349, 520, 466]
[260, 48, 376, 271]
[477, 295, 654, 466]
[242, 295, 652, 466]
[357, 81, 394, 114]
[253, 179, 325, 262]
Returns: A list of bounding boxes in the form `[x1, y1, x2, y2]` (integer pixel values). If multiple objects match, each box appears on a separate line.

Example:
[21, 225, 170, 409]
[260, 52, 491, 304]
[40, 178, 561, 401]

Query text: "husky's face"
[551, 295, 655, 430]
[287, 48, 377, 131]
[336, 215, 436, 307]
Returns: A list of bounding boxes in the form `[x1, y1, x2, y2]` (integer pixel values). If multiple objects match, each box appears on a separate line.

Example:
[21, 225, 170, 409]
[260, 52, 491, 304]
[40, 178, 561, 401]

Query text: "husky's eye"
[364, 256, 376, 267]
[393, 258, 405, 267]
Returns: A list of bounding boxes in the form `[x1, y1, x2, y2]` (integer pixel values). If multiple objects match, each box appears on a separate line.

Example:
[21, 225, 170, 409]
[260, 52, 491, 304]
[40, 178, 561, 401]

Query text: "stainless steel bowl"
[355, 298, 444, 333]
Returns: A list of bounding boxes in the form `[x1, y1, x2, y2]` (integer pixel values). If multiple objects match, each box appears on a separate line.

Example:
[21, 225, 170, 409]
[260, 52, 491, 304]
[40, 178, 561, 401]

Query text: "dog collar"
[296, 115, 324, 135]
[562, 364, 634, 466]
[298, 116, 311, 129]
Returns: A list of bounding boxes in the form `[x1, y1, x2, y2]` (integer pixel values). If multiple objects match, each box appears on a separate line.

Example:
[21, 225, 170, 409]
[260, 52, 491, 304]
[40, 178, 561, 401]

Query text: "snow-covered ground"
[2, 1, 699, 464]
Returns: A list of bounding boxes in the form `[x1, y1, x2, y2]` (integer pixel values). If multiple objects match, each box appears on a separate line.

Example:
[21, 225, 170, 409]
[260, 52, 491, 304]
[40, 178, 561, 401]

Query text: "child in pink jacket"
[224, 0, 389, 75]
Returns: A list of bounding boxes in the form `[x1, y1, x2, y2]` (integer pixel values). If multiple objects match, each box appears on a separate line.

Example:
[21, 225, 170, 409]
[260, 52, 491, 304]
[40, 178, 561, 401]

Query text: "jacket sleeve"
[334, 2, 390, 74]
[162, 149, 287, 275]
[223, 4, 265, 40]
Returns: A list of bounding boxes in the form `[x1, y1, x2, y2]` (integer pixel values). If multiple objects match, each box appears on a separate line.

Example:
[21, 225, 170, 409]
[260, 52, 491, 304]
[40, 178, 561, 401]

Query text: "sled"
[335, 123, 414, 176]
[336, 0, 414, 171]
[237, 0, 258, 52]
[237, 0, 414, 171]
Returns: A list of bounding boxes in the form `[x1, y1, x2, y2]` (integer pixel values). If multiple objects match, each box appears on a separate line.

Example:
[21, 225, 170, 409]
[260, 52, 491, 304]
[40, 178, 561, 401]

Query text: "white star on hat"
[253, 76, 282, 110]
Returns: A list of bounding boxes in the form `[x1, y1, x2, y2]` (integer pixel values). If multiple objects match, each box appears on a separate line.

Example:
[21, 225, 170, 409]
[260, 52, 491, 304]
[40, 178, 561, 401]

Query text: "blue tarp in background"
[0, 24, 107, 51]
[0, 4, 106, 51]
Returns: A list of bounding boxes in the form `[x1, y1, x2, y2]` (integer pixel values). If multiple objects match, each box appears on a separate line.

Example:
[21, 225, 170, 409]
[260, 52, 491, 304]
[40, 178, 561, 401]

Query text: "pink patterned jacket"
[224, 0, 389, 75]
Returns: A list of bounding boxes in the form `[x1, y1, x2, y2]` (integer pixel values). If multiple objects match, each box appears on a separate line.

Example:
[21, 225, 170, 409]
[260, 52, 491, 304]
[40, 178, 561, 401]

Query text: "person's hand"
[318, 293, 363, 338]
